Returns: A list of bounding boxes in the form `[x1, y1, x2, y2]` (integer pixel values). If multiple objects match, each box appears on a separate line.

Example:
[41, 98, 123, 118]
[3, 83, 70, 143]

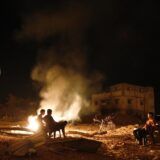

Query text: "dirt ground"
[67, 123, 160, 160]
[0, 122, 160, 160]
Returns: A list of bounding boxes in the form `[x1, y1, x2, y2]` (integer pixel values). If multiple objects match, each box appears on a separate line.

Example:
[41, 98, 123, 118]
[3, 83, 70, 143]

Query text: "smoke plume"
[31, 47, 104, 121]
[17, 1, 105, 121]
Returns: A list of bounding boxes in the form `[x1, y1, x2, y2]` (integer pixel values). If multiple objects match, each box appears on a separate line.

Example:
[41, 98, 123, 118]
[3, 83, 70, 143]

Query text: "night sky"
[0, 0, 160, 103]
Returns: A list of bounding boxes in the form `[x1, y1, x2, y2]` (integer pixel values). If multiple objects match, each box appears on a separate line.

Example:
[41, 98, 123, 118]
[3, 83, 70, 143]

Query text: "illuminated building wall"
[92, 83, 155, 116]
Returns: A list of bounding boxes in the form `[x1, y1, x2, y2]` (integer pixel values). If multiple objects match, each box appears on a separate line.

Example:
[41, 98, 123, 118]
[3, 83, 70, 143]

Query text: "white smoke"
[32, 62, 92, 121]
[24, 0, 106, 121]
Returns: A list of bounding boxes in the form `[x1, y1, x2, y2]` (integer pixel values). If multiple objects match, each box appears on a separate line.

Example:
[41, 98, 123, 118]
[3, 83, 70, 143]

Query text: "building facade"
[92, 83, 155, 116]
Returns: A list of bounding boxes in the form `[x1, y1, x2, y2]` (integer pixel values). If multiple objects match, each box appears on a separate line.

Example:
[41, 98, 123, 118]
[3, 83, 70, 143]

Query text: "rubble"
[0, 123, 160, 160]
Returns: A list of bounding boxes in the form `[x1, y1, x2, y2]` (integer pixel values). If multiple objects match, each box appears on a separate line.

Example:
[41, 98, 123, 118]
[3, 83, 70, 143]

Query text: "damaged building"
[92, 83, 155, 116]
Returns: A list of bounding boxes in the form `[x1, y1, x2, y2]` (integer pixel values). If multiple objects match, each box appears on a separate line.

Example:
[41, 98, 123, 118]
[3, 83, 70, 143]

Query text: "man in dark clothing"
[133, 128, 147, 145]
[43, 109, 57, 137]
[133, 112, 157, 145]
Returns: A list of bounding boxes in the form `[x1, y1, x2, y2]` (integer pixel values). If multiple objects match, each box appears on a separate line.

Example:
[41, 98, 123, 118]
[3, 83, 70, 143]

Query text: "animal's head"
[64, 121, 67, 126]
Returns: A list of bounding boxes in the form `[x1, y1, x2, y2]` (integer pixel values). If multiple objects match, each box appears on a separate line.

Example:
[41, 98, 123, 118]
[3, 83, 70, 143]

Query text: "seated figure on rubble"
[43, 109, 57, 137]
[37, 109, 45, 132]
[133, 112, 157, 145]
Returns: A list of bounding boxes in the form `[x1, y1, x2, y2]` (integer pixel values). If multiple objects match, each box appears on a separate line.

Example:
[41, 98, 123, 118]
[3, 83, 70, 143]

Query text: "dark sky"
[0, 0, 160, 101]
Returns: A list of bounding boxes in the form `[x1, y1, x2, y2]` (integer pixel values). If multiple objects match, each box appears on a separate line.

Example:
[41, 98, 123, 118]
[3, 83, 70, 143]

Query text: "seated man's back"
[43, 109, 57, 137]
[44, 114, 55, 128]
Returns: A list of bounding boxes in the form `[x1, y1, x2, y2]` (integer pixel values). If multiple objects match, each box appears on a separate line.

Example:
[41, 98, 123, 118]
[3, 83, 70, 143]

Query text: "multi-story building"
[92, 83, 155, 116]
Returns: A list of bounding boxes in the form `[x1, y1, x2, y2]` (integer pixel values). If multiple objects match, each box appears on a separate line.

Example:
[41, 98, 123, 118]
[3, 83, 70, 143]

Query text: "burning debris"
[27, 116, 39, 132]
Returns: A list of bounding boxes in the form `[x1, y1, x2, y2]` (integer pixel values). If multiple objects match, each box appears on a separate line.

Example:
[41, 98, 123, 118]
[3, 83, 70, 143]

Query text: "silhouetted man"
[43, 109, 57, 137]
[37, 109, 45, 131]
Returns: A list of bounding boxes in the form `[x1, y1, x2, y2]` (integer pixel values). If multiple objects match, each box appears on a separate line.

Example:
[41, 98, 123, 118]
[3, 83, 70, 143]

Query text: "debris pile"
[93, 114, 116, 132]
[0, 122, 160, 160]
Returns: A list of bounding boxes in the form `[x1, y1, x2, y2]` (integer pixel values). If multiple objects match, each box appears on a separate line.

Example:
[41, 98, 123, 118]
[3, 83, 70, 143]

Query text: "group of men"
[36, 109, 158, 144]
[37, 109, 57, 137]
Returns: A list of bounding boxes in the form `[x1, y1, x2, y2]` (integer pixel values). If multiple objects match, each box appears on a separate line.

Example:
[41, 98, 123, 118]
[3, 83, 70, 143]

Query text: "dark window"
[100, 100, 106, 106]
[94, 101, 98, 106]
[106, 99, 111, 105]
[101, 99, 111, 105]
[140, 100, 144, 105]
[128, 99, 132, 104]
[115, 99, 119, 104]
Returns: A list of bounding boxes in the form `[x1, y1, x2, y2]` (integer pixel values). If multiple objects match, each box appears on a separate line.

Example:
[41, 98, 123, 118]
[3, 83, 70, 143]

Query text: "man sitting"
[43, 109, 57, 137]
[37, 109, 45, 132]
[133, 112, 157, 145]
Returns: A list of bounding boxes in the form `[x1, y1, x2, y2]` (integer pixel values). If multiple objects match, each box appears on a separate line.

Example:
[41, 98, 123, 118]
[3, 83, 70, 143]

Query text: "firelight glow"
[27, 115, 39, 132]
[26, 94, 82, 132]
[37, 93, 82, 122]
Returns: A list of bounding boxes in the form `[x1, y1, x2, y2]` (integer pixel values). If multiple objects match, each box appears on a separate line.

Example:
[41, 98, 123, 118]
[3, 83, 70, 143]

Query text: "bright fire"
[26, 94, 82, 132]
[38, 94, 82, 121]
[27, 115, 39, 132]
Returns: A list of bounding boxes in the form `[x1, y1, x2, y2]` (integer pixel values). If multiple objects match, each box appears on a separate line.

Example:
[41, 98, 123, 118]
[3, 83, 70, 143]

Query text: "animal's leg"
[59, 130, 61, 138]
[62, 128, 65, 138]
[49, 131, 52, 138]
[54, 131, 56, 139]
